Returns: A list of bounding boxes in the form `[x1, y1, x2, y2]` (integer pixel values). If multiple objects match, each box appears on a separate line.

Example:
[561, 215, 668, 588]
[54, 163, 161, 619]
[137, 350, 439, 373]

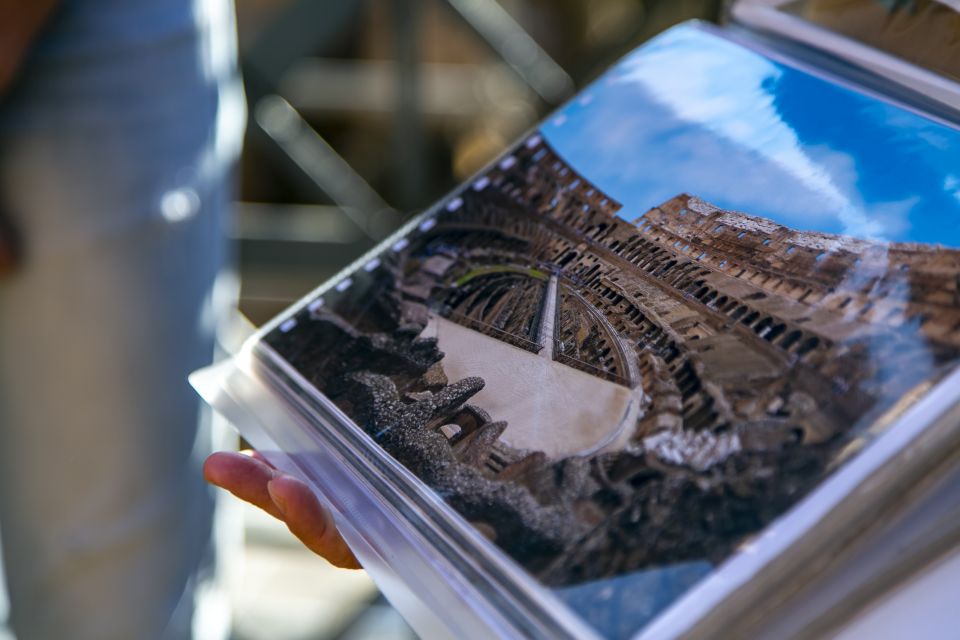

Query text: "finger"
[267, 475, 361, 569]
[203, 451, 283, 520]
[243, 449, 274, 469]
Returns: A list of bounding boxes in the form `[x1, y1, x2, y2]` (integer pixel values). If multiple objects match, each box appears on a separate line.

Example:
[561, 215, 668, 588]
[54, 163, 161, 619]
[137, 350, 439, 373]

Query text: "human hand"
[204, 450, 360, 569]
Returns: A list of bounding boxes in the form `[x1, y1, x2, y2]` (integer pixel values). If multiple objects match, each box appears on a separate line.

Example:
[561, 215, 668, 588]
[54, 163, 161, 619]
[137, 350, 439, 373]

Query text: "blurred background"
[231, 0, 723, 323]
[225, 1, 721, 638]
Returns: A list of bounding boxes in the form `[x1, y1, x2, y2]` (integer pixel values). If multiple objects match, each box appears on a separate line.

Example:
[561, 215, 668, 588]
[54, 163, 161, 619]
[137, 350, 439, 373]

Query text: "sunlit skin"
[203, 451, 360, 569]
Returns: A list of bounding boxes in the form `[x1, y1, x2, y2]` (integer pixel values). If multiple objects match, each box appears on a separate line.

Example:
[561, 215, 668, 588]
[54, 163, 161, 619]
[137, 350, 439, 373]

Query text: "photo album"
[193, 16, 960, 640]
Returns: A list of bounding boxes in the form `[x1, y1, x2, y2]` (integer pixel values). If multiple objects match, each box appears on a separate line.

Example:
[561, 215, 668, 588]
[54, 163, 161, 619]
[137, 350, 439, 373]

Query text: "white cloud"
[612, 28, 886, 240]
[547, 86, 844, 229]
[946, 175, 960, 205]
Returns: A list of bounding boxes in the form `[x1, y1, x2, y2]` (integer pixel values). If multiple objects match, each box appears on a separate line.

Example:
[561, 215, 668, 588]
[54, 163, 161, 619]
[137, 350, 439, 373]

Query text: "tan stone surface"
[423, 315, 635, 459]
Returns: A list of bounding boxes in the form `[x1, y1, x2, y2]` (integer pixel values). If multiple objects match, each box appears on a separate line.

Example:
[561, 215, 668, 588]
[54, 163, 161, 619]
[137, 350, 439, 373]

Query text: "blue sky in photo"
[540, 24, 960, 248]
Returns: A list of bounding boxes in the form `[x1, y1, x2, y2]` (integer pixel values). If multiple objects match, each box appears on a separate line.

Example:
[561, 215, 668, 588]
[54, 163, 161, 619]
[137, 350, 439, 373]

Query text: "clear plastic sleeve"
[194, 21, 960, 638]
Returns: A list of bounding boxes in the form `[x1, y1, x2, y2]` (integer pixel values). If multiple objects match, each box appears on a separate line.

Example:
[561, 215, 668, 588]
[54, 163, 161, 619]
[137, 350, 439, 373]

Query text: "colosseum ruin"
[265, 133, 960, 594]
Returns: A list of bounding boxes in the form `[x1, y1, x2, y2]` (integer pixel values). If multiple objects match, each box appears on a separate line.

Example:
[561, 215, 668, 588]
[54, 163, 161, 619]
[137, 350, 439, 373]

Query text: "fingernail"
[267, 479, 287, 516]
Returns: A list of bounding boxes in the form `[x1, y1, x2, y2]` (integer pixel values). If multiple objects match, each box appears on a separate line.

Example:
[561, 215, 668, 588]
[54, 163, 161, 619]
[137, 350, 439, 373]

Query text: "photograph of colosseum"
[264, 133, 960, 600]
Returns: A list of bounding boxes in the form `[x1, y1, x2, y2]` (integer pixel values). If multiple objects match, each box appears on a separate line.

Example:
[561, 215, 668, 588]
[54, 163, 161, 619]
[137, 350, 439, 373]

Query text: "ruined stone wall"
[465, 134, 960, 447]
[264, 130, 960, 589]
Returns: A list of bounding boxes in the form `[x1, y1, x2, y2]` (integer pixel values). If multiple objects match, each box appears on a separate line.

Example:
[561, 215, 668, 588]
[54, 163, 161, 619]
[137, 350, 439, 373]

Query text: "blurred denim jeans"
[0, 0, 244, 638]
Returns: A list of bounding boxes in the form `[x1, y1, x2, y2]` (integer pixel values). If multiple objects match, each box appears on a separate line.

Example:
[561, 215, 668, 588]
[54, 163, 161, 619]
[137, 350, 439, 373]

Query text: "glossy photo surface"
[262, 25, 960, 638]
